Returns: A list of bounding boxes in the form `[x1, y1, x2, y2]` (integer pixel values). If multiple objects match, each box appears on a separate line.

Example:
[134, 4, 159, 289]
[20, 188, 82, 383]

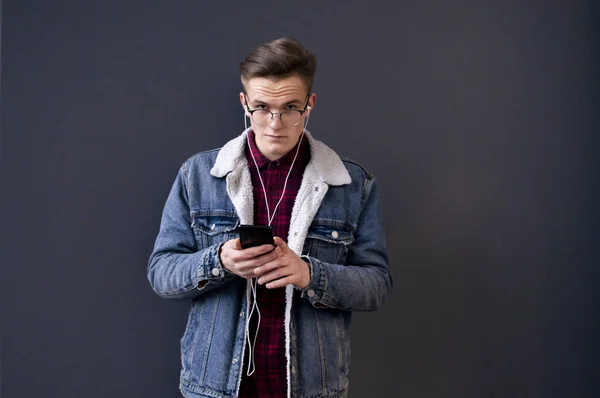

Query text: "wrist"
[298, 256, 311, 289]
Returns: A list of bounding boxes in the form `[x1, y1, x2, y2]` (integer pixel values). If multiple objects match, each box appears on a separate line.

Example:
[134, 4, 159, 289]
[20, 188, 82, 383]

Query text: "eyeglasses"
[244, 94, 310, 127]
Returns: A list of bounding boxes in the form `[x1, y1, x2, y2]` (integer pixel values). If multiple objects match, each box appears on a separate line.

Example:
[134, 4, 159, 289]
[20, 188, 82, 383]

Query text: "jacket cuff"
[299, 256, 330, 307]
[195, 243, 233, 289]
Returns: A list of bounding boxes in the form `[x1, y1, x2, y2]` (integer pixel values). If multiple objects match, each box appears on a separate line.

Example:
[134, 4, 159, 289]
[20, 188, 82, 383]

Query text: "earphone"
[243, 126, 305, 377]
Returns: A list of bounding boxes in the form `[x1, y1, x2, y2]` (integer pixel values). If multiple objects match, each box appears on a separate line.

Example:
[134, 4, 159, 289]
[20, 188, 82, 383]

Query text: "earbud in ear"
[307, 106, 312, 110]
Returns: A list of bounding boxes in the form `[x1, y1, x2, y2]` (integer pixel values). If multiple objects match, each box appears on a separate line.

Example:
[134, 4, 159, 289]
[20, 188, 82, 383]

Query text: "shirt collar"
[246, 130, 310, 170]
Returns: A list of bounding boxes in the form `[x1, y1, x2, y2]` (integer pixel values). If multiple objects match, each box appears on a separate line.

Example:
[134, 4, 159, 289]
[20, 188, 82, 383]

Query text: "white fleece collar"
[210, 128, 351, 186]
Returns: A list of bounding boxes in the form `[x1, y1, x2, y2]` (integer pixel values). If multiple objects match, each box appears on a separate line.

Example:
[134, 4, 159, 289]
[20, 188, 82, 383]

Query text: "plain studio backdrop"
[1, 1, 598, 397]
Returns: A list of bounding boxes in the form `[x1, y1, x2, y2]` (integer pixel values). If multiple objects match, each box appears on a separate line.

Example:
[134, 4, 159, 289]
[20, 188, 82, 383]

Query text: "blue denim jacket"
[148, 130, 392, 398]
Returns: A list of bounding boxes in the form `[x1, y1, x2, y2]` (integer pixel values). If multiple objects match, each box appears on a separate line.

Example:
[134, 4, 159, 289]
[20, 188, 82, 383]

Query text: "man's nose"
[268, 112, 285, 128]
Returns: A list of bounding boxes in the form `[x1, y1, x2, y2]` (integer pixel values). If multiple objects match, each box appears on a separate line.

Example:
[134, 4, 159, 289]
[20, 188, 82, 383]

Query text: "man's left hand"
[254, 236, 310, 289]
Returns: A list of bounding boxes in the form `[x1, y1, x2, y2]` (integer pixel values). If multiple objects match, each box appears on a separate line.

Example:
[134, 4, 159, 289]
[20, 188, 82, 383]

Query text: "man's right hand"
[219, 238, 280, 279]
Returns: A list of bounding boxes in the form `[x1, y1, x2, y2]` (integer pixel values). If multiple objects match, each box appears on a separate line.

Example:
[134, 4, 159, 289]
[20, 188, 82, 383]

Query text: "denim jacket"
[148, 130, 392, 398]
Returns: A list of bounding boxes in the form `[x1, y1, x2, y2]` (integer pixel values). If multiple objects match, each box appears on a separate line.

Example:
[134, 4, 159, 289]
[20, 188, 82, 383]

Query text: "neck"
[260, 149, 286, 162]
[255, 142, 282, 161]
[253, 133, 304, 162]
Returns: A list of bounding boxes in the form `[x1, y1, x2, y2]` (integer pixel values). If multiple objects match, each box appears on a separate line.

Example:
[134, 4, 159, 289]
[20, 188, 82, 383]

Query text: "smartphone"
[237, 224, 275, 249]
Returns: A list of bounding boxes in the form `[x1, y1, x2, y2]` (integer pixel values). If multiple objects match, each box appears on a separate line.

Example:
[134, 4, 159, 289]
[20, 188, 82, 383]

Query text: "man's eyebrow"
[247, 98, 265, 107]
[284, 99, 304, 105]
[249, 97, 303, 106]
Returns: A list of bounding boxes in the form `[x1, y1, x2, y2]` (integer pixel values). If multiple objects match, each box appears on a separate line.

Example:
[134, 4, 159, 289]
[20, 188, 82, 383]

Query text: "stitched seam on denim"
[200, 291, 222, 385]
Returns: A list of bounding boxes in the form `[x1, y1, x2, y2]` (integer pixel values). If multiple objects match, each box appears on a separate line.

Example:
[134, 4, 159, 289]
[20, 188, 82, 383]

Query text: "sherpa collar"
[210, 129, 351, 186]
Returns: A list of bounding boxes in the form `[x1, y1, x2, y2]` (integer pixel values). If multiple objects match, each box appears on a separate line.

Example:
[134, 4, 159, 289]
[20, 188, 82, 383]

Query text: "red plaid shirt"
[239, 131, 310, 398]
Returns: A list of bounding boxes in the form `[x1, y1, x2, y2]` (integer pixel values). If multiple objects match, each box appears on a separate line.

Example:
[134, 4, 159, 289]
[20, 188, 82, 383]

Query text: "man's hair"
[240, 37, 317, 93]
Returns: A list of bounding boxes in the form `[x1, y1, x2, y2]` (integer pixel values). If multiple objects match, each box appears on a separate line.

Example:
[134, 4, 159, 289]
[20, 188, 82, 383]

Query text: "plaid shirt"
[239, 131, 310, 398]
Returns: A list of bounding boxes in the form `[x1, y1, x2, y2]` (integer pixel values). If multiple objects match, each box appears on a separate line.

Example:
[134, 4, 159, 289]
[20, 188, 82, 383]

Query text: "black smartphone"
[237, 224, 275, 249]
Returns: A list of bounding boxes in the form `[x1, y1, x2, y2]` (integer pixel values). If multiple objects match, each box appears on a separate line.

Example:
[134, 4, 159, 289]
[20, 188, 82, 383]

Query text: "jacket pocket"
[303, 221, 354, 265]
[191, 211, 239, 249]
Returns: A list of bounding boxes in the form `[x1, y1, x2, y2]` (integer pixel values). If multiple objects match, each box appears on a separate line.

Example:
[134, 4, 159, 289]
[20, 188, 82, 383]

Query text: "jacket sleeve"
[147, 162, 238, 300]
[299, 175, 393, 311]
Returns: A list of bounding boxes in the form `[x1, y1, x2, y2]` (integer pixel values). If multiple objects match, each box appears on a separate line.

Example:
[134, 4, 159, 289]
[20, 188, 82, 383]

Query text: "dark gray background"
[1, 1, 598, 397]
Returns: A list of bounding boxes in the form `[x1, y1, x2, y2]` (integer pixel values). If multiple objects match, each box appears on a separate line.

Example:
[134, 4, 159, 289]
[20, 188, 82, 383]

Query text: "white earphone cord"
[243, 107, 310, 377]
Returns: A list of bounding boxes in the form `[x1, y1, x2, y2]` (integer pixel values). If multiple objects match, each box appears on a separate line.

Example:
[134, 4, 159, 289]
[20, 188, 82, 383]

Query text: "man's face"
[240, 75, 316, 161]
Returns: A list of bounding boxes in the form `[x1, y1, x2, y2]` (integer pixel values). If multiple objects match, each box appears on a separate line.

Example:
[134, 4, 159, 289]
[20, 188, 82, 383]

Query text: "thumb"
[273, 236, 288, 251]
[232, 237, 242, 250]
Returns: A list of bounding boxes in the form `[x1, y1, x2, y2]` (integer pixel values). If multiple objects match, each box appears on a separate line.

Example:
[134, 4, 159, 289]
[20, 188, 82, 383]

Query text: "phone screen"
[237, 224, 274, 249]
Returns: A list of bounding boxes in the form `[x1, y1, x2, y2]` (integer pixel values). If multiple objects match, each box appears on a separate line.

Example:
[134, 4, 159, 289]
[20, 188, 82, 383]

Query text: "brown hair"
[240, 37, 317, 93]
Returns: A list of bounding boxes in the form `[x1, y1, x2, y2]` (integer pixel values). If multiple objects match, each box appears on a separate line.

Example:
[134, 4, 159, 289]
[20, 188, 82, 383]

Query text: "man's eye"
[286, 105, 298, 110]
[256, 104, 267, 109]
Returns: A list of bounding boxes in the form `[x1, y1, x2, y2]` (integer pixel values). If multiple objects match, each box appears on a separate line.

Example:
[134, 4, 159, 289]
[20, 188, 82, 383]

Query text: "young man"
[148, 37, 392, 398]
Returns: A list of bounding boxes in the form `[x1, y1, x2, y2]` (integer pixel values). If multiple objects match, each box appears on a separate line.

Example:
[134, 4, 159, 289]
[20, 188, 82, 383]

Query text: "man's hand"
[219, 238, 279, 279]
[254, 237, 311, 289]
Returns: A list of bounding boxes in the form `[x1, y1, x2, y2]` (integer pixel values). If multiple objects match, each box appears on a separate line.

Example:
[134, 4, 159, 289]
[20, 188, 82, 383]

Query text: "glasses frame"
[244, 94, 311, 127]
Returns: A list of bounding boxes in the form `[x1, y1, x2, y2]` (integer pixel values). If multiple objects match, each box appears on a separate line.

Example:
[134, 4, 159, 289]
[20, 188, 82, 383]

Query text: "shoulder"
[307, 132, 373, 186]
[179, 147, 222, 174]
[339, 156, 374, 181]
[184, 147, 221, 163]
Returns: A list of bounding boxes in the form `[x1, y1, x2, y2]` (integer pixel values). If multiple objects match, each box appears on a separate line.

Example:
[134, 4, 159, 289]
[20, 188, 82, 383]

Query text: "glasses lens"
[251, 109, 303, 127]
[251, 110, 272, 126]
[281, 110, 302, 127]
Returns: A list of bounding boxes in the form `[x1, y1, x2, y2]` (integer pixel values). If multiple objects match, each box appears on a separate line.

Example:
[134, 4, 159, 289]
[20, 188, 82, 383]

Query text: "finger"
[222, 237, 241, 250]
[252, 247, 282, 270]
[239, 243, 276, 259]
[273, 236, 287, 250]
[253, 249, 284, 275]
[227, 244, 272, 264]
[230, 248, 279, 273]
[258, 268, 287, 285]
[265, 275, 294, 289]
[232, 237, 242, 250]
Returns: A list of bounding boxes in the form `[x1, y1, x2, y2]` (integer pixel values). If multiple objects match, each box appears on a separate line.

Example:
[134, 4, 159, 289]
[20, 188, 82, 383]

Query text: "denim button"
[331, 231, 339, 239]
[232, 358, 238, 364]
[307, 290, 315, 297]
[211, 268, 220, 276]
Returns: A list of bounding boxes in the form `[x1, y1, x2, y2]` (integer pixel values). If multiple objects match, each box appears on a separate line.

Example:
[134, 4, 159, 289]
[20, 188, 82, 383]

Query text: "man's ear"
[239, 92, 250, 116]
[307, 92, 317, 113]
